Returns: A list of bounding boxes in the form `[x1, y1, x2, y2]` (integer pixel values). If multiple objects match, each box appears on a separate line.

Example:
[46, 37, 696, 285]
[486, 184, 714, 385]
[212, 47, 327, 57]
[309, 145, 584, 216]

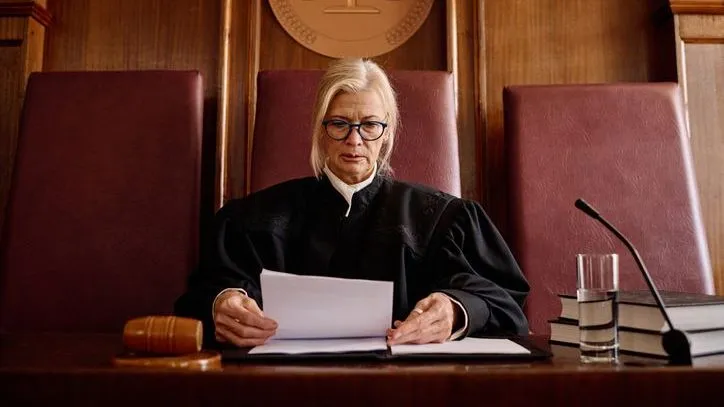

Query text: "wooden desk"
[1, 333, 723, 406]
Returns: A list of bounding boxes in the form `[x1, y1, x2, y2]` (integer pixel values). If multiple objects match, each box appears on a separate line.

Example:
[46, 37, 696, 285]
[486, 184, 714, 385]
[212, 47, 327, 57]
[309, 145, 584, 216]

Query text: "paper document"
[260, 269, 394, 339]
[250, 270, 534, 359]
[249, 338, 388, 355]
[390, 337, 531, 355]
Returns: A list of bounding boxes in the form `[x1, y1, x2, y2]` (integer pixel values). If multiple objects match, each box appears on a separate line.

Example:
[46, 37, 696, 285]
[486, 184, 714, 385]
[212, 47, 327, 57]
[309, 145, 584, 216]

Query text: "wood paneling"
[678, 14, 724, 41]
[670, 0, 724, 14]
[0, 36, 24, 235]
[44, 0, 220, 96]
[673, 6, 724, 294]
[0, 1, 51, 26]
[482, 0, 674, 233]
[0, 1, 48, 234]
[0, 14, 25, 40]
[222, 0, 260, 202]
[0, 0, 46, 5]
[684, 44, 724, 294]
[449, 0, 482, 200]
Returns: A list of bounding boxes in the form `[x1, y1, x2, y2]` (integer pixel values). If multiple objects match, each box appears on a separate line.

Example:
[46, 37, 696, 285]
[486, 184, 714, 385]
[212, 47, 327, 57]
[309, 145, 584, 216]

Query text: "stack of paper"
[249, 270, 530, 357]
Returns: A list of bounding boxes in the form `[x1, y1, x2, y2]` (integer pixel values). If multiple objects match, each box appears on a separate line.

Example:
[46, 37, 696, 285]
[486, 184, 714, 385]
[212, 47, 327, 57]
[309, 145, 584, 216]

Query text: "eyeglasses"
[322, 119, 388, 141]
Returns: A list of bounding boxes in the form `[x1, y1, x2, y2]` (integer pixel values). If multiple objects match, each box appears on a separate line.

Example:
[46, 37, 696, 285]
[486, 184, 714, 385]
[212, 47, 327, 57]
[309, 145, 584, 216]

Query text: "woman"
[175, 58, 529, 347]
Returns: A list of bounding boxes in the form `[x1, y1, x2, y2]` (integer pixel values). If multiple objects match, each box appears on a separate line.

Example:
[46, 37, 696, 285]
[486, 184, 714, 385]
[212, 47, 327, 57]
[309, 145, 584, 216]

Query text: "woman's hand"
[213, 291, 278, 347]
[386, 292, 457, 345]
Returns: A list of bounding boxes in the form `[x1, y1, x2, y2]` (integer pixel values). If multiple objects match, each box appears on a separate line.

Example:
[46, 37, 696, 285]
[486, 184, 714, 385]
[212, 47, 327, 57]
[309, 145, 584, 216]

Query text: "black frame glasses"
[321, 119, 388, 141]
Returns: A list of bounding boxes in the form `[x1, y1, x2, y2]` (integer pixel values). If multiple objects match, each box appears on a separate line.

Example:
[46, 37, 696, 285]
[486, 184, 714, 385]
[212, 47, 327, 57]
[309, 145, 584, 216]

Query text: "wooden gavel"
[122, 316, 202, 355]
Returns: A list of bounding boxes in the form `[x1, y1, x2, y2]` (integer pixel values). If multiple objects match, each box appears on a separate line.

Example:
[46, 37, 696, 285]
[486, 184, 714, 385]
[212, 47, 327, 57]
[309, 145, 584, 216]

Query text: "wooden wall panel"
[0, 2, 48, 235]
[450, 0, 482, 200]
[0, 38, 24, 234]
[223, 0, 259, 203]
[673, 6, 724, 294]
[482, 0, 676, 233]
[44, 0, 220, 97]
[684, 44, 724, 293]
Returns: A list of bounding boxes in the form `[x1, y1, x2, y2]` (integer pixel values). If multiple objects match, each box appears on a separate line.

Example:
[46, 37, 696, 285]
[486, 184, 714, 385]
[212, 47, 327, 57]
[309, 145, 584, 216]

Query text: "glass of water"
[577, 253, 619, 364]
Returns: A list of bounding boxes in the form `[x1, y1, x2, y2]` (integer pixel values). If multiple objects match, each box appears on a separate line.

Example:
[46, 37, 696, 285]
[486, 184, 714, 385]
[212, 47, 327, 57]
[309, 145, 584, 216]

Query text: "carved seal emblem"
[269, 0, 434, 58]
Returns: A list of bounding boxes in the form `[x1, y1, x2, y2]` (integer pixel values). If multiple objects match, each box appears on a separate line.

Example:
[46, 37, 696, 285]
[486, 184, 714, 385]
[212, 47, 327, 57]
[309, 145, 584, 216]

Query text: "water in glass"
[578, 288, 619, 363]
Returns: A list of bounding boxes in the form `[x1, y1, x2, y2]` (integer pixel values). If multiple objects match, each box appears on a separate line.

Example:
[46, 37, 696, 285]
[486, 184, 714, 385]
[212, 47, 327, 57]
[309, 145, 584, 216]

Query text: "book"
[549, 317, 724, 358]
[558, 291, 724, 332]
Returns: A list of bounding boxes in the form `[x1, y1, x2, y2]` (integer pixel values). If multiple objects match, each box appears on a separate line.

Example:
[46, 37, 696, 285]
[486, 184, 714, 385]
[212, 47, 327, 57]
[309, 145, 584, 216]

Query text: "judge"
[175, 58, 529, 347]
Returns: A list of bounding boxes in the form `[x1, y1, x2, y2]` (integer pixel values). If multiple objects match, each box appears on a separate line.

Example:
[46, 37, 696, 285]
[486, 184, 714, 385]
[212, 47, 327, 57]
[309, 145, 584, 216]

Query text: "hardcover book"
[558, 291, 724, 332]
[549, 317, 724, 358]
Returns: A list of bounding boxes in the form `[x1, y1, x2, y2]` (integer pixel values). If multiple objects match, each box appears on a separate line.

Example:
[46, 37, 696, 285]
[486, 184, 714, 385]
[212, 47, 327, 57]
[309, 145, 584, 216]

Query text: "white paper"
[390, 337, 531, 355]
[260, 269, 394, 339]
[249, 337, 388, 355]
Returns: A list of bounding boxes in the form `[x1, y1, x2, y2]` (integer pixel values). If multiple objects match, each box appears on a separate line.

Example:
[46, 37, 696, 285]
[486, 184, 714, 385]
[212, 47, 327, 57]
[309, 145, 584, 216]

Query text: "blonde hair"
[309, 58, 399, 178]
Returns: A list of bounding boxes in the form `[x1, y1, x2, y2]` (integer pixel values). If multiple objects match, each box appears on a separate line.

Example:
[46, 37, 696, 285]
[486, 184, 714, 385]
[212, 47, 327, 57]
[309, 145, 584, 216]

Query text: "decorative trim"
[670, 1, 724, 14]
[244, 0, 261, 197]
[216, 0, 232, 208]
[0, 2, 52, 27]
[386, 0, 434, 45]
[677, 13, 724, 41]
[446, 0, 458, 113]
[447, 0, 484, 201]
[269, 0, 316, 45]
[475, 0, 485, 205]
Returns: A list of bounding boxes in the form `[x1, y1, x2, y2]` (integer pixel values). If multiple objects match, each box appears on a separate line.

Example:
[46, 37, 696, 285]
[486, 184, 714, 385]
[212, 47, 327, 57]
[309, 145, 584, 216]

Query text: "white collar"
[323, 163, 377, 217]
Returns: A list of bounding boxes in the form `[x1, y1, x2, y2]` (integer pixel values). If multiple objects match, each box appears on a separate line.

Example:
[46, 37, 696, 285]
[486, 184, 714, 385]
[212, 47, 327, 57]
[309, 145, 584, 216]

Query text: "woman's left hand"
[386, 292, 457, 345]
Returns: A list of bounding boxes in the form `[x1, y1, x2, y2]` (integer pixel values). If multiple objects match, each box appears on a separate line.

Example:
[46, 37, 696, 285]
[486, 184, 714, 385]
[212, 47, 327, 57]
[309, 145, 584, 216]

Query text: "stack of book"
[549, 291, 724, 358]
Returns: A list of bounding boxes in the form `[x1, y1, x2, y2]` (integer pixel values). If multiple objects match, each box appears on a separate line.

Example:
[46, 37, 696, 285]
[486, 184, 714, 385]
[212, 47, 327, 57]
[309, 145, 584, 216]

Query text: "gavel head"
[123, 316, 202, 355]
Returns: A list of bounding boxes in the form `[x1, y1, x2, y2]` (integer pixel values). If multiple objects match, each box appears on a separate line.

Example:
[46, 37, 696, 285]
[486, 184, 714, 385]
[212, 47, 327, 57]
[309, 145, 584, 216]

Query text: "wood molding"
[217, 0, 261, 203]
[677, 14, 724, 41]
[670, 1, 724, 14]
[243, 0, 261, 198]
[447, 0, 483, 202]
[216, 0, 232, 208]
[0, 2, 52, 27]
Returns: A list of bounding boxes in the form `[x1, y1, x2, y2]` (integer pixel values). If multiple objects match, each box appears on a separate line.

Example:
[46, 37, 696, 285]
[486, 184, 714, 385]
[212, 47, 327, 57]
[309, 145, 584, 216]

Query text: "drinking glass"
[577, 253, 619, 364]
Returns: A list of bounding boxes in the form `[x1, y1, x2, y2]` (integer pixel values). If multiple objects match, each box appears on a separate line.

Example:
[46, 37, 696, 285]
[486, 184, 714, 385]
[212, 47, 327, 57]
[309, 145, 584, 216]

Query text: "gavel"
[123, 316, 202, 355]
[114, 316, 220, 369]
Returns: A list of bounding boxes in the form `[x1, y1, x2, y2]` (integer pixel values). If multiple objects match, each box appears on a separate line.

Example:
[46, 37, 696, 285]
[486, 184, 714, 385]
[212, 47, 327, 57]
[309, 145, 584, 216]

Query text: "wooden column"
[0, 0, 50, 232]
[669, 0, 724, 294]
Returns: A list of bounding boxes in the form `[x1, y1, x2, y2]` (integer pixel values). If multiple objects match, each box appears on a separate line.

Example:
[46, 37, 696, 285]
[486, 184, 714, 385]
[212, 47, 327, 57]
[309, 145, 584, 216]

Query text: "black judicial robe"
[175, 176, 530, 341]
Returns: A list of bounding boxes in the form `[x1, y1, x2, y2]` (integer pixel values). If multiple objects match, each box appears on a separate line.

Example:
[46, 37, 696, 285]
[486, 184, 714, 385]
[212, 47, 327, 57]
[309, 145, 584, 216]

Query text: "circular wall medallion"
[269, 0, 434, 58]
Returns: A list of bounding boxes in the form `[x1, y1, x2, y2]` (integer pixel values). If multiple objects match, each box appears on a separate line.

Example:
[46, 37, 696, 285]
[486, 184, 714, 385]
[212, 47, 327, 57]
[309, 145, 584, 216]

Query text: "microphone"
[574, 198, 692, 364]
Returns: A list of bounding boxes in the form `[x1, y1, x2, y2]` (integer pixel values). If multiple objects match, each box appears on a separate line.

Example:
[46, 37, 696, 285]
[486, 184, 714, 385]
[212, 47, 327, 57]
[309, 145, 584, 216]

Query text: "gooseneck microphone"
[574, 198, 692, 364]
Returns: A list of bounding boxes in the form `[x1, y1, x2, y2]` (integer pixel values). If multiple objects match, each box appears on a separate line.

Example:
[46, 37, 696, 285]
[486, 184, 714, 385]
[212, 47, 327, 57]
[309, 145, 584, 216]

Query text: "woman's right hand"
[213, 290, 278, 347]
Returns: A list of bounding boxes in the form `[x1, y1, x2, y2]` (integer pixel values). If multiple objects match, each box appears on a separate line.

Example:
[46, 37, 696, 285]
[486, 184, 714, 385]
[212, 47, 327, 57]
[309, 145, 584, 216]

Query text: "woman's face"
[323, 90, 387, 185]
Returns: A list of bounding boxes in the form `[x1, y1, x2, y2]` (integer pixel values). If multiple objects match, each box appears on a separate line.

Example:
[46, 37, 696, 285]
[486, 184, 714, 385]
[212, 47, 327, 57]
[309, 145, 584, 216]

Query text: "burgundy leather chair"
[249, 70, 461, 196]
[0, 71, 203, 333]
[504, 83, 715, 334]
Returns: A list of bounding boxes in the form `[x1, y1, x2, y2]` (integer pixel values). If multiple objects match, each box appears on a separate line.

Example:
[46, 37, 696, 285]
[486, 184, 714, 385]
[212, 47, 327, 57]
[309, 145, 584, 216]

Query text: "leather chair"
[0, 71, 203, 333]
[504, 83, 715, 334]
[249, 70, 461, 196]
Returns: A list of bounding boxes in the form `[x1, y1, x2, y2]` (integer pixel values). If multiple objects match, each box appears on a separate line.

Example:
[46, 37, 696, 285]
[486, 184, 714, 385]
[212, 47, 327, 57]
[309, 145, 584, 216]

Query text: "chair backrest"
[504, 83, 714, 334]
[249, 70, 461, 196]
[0, 71, 203, 333]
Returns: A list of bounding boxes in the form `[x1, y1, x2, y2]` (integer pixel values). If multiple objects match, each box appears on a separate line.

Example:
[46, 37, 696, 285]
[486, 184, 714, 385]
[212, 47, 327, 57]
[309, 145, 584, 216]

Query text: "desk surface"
[1, 333, 723, 406]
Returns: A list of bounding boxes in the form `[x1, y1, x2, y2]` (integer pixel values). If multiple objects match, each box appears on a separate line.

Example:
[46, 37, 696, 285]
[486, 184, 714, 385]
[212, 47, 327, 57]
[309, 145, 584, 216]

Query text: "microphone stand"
[575, 198, 692, 364]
